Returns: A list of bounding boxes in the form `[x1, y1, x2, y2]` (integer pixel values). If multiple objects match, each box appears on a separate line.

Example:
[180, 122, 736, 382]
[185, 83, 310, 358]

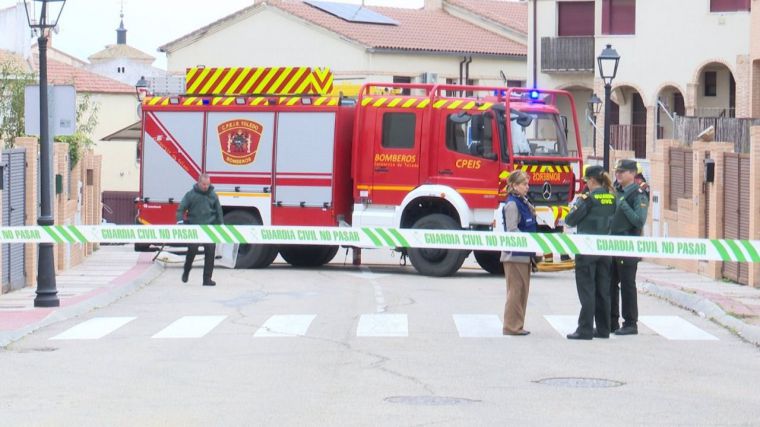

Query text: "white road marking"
[254, 315, 316, 337]
[51, 317, 136, 340]
[152, 315, 227, 339]
[639, 315, 719, 341]
[357, 314, 408, 337]
[544, 315, 580, 338]
[453, 314, 503, 337]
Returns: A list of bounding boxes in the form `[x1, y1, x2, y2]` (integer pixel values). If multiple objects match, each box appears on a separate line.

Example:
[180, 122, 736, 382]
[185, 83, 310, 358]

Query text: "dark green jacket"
[610, 182, 649, 236]
[176, 184, 224, 225]
[565, 187, 616, 235]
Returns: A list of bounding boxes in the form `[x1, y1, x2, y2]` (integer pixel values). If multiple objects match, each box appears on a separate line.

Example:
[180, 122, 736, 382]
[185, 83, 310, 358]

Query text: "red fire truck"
[136, 67, 582, 276]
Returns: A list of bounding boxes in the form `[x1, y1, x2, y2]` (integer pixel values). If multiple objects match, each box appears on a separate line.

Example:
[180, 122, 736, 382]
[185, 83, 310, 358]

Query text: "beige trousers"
[503, 261, 532, 333]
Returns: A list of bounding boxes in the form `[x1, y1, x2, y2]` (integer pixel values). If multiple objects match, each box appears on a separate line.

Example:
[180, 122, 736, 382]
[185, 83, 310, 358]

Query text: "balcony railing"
[540, 36, 594, 73]
[611, 125, 648, 159]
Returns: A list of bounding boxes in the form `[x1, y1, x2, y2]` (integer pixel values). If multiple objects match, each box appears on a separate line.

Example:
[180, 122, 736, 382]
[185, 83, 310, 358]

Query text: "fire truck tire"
[474, 250, 504, 275]
[407, 214, 468, 277]
[223, 210, 279, 269]
[279, 245, 339, 267]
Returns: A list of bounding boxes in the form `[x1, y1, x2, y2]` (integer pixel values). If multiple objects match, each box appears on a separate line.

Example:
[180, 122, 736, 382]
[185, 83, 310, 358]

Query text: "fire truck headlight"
[235, 97, 246, 105]
[301, 97, 312, 105]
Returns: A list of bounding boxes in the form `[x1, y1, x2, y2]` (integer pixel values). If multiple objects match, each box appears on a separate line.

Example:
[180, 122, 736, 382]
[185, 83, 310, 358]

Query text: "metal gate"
[723, 153, 750, 285]
[102, 191, 139, 224]
[669, 147, 693, 211]
[1, 149, 26, 292]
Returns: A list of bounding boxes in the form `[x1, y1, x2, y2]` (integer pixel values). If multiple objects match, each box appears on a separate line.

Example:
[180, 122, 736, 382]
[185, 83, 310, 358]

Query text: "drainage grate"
[534, 377, 624, 388]
[384, 396, 481, 406]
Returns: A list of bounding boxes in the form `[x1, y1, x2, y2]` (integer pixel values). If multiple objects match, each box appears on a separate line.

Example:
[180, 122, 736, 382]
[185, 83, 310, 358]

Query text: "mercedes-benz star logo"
[542, 182, 552, 200]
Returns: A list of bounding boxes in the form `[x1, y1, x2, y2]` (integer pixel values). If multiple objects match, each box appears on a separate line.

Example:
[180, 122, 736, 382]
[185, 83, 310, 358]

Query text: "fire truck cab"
[136, 67, 582, 276]
[350, 84, 582, 275]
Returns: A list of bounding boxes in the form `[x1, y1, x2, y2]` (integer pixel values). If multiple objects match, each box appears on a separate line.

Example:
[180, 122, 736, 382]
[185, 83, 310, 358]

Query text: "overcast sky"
[1, 0, 424, 69]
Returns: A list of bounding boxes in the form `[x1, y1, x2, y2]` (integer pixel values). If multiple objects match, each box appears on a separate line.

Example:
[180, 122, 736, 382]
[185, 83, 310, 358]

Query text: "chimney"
[424, 0, 443, 10]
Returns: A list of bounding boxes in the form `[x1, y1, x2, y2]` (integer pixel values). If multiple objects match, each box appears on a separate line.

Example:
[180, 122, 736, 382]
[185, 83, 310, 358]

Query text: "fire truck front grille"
[527, 184, 571, 207]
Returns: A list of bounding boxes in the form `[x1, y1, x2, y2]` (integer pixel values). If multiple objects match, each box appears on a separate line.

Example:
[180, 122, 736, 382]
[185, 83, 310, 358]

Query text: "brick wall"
[749, 126, 760, 286]
[11, 137, 103, 286]
[646, 139, 735, 279]
[736, 55, 752, 119]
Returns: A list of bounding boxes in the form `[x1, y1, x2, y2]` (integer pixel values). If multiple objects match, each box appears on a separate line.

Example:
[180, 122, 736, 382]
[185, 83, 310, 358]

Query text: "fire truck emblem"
[542, 182, 553, 200]
[217, 119, 263, 166]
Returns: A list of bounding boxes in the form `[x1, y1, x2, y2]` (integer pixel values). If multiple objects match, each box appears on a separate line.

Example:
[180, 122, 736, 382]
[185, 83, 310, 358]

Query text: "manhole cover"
[534, 377, 624, 388]
[384, 396, 480, 406]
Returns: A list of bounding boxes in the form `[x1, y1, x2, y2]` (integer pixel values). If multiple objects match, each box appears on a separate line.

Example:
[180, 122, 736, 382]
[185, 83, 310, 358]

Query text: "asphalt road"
[2, 250, 759, 426]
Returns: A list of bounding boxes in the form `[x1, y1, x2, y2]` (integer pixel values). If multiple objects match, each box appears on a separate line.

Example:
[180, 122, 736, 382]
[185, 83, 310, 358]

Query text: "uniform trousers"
[574, 254, 612, 336]
[184, 243, 216, 282]
[503, 261, 531, 333]
[610, 256, 640, 328]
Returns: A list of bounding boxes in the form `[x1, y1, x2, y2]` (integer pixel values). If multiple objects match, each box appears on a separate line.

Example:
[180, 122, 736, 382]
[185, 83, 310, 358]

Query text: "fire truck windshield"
[510, 112, 574, 158]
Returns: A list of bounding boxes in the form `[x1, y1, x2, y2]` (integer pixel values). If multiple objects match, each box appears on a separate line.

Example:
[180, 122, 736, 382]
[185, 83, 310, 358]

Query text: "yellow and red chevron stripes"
[185, 67, 333, 96]
[143, 96, 340, 107]
[360, 97, 493, 111]
[514, 164, 572, 173]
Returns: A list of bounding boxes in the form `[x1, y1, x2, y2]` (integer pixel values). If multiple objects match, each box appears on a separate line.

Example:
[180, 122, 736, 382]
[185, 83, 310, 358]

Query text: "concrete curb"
[641, 280, 760, 347]
[0, 262, 164, 349]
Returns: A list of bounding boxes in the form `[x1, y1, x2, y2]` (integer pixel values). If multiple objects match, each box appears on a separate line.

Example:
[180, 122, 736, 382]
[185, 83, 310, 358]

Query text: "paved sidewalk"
[638, 262, 760, 347]
[0, 245, 163, 347]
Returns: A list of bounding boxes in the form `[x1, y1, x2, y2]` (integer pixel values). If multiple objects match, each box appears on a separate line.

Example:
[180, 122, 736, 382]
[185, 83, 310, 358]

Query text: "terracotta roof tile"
[446, 0, 528, 34]
[30, 55, 135, 94]
[275, 1, 526, 56]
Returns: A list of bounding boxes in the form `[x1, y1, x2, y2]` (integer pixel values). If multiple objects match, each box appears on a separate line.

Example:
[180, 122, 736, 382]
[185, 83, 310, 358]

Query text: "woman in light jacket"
[501, 170, 537, 336]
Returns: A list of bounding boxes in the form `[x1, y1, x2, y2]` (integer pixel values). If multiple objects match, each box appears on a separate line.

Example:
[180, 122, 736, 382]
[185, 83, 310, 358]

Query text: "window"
[710, 0, 750, 12]
[382, 113, 416, 149]
[445, 113, 495, 159]
[704, 71, 717, 97]
[557, 1, 595, 36]
[393, 76, 411, 95]
[445, 78, 475, 97]
[506, 80, 525, 88]
[602, 0, 635, 35]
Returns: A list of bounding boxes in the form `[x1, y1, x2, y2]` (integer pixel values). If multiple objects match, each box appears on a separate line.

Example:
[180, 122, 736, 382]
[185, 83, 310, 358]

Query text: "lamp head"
[24, 0, 67, 30]
[597, 44, 621, 86]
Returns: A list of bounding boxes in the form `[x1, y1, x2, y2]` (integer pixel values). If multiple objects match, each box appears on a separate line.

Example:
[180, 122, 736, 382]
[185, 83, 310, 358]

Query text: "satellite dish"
[697, 126, 715, 142]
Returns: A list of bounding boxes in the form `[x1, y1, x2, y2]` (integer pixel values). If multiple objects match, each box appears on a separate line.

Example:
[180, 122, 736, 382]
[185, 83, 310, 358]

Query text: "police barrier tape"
[0, 225, 758, 263]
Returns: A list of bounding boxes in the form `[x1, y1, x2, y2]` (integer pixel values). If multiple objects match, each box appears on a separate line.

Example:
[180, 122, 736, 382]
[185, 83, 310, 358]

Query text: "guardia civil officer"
[177, 173, 224, 286]
[609, 159, 650, 335]
[564, 166, 616, 340]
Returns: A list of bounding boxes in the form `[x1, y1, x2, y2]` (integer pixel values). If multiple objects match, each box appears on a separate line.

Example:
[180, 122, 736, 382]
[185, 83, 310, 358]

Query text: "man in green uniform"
[565, 165, 616, 339]
[609, 159, 650, 335]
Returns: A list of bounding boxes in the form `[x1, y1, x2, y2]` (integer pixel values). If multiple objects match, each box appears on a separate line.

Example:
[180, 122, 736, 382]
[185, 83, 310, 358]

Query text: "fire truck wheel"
[280, 245, 339, 267]
[473, 251, 504, 275]
[407, 214, 468, 277]
[223, 210, 279, 269]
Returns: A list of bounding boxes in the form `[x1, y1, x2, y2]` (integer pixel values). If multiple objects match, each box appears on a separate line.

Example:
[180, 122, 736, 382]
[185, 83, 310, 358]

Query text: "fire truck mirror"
[511, 111, 533, 128]
[449, 112, 472, 124]
[470, 115, 484, 141]
[560, 115, 569, 138]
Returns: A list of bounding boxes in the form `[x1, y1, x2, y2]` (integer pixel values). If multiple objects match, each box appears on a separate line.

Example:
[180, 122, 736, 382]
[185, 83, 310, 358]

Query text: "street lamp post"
[24, 0, 67, 308]
[597, 44, 620, 172]
[587, 93, 602, 157]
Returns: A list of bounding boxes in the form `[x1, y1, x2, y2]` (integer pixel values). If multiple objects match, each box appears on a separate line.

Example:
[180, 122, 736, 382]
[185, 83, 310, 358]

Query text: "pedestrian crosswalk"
[47, 313, 723, 342]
